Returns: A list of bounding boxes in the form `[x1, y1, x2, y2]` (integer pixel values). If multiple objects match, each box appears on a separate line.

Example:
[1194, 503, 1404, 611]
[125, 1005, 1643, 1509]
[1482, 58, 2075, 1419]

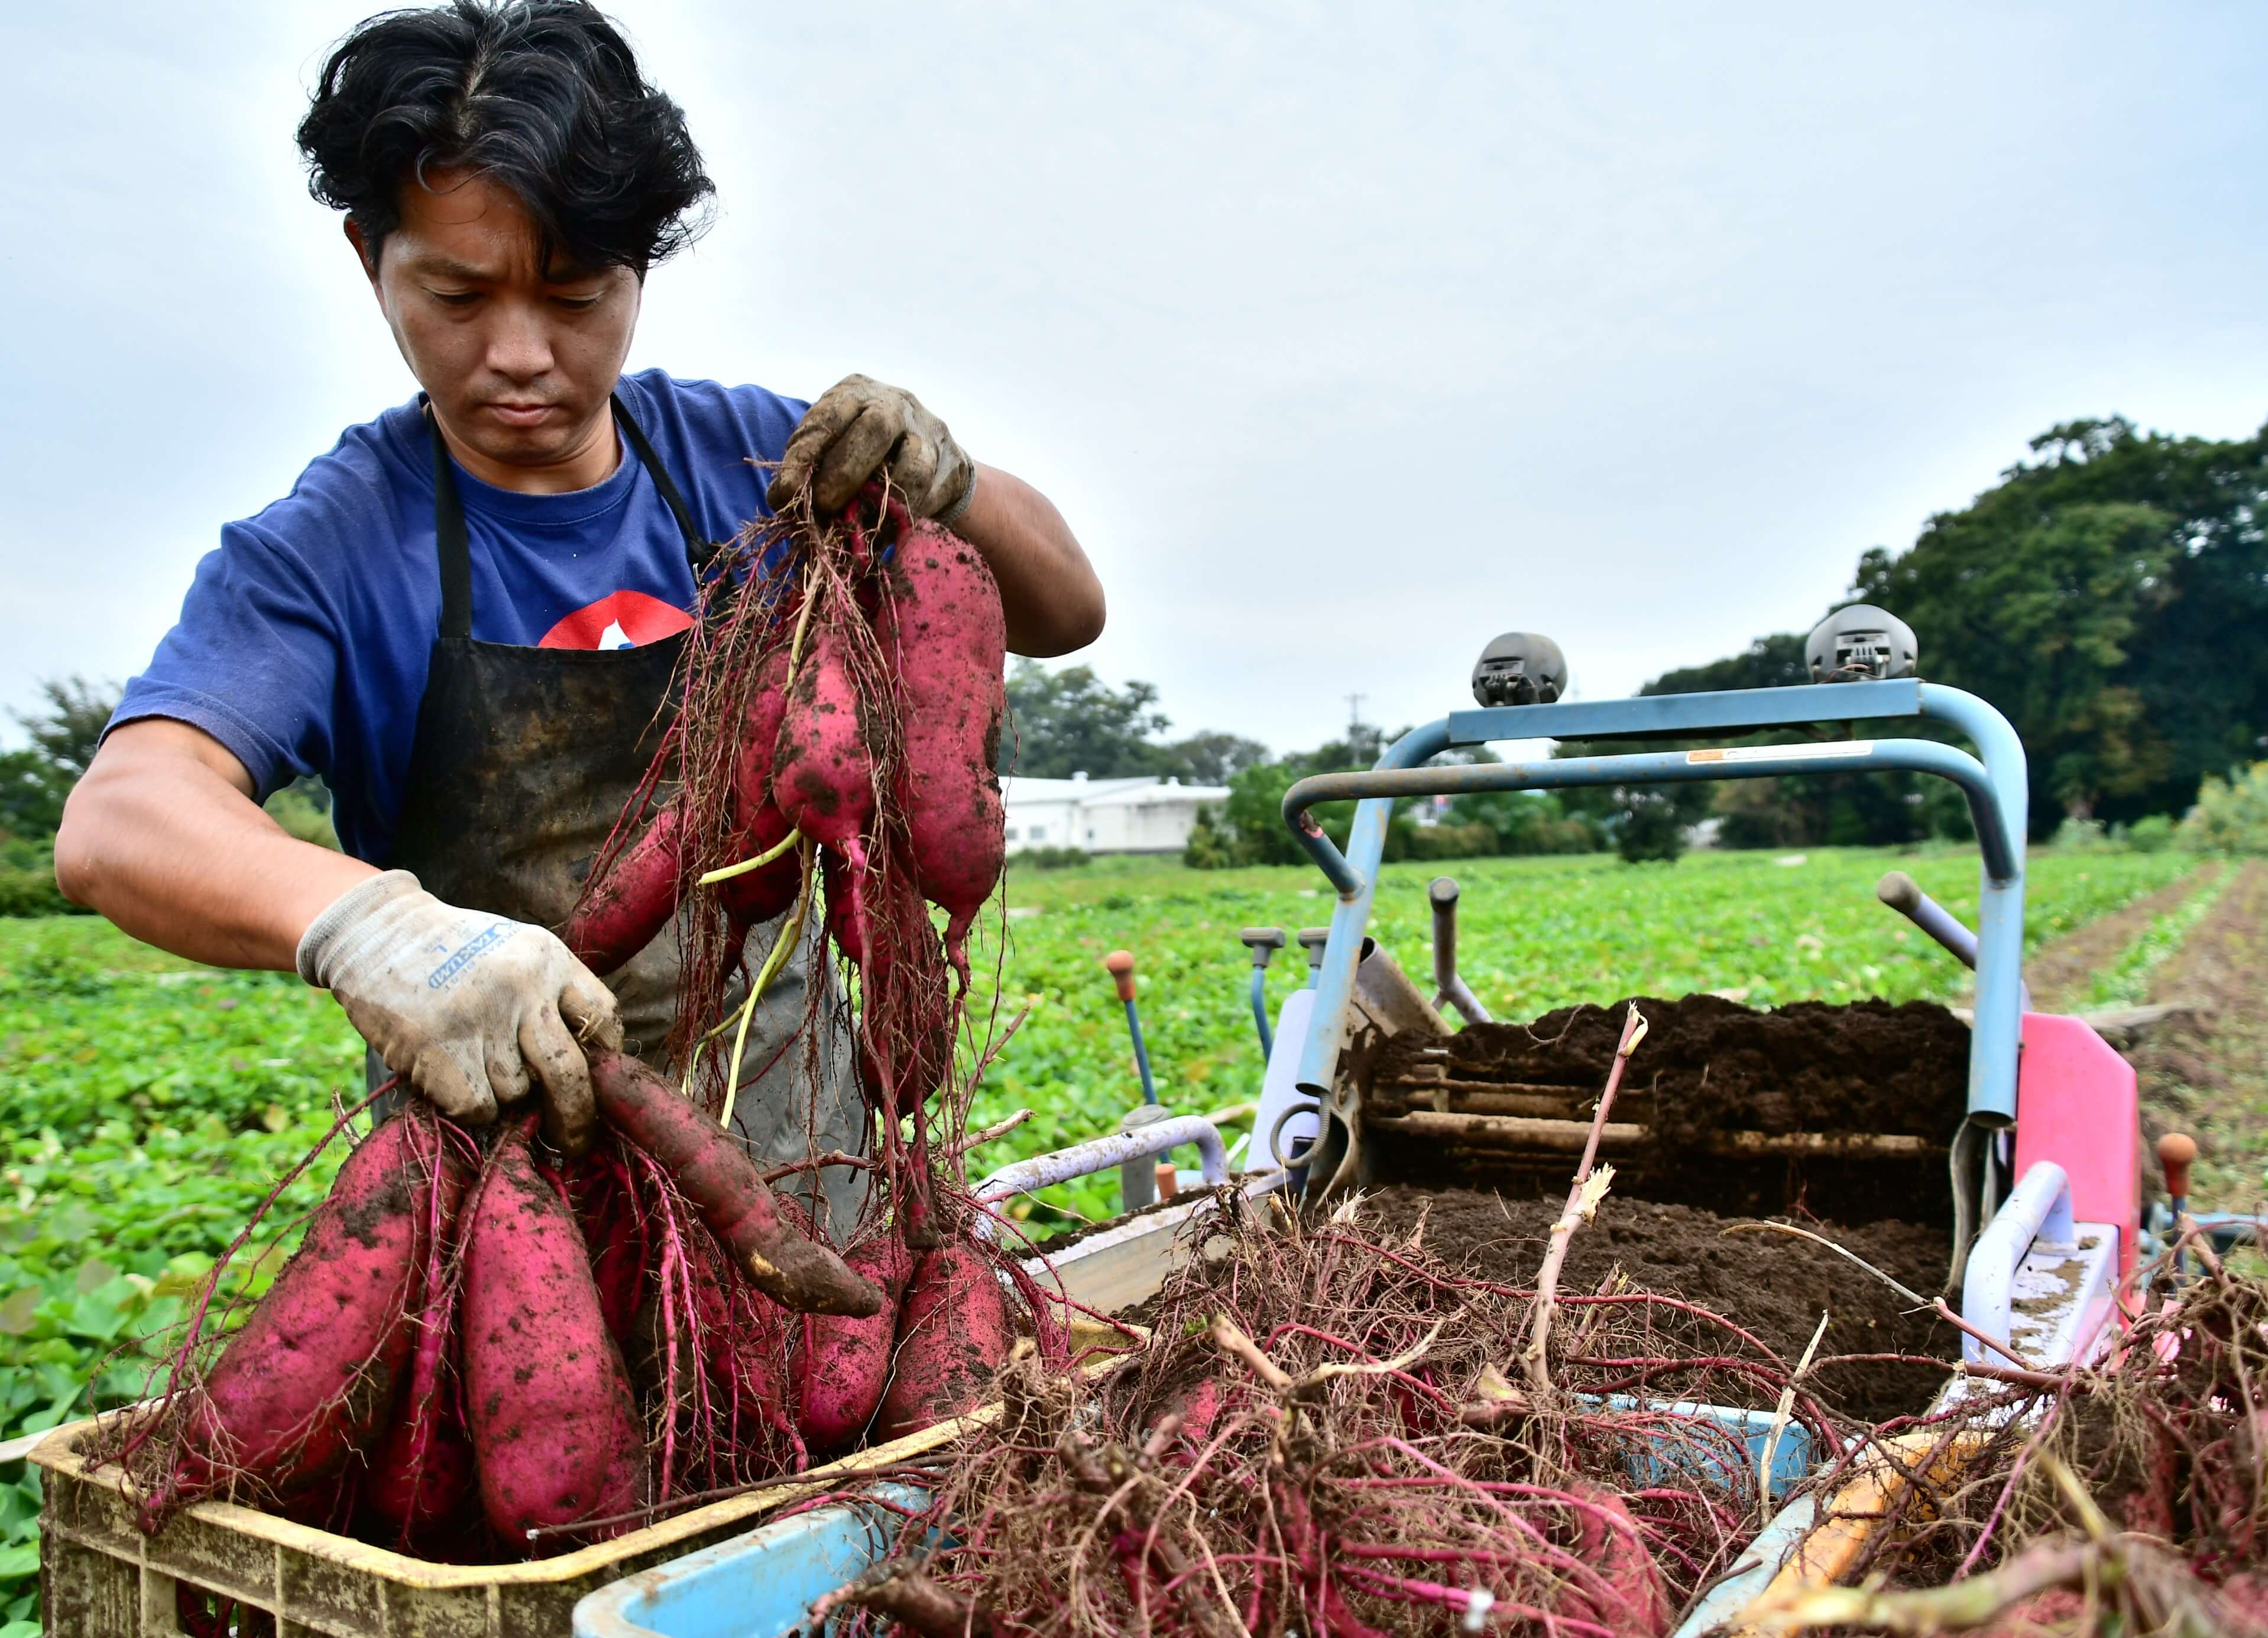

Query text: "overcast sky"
[2, 2, 2261, 756]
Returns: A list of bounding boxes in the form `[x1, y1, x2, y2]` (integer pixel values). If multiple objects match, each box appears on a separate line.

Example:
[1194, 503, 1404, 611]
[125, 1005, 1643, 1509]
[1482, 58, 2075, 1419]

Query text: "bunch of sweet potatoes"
[566, 505, 1005, 1012]
[132, 1048, 1025, 1557]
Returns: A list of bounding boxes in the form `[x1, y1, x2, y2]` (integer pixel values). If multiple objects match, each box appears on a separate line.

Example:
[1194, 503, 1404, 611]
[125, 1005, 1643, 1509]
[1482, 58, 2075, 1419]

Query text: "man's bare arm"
[53, 718, 375, 970]
[955, 462, 1106, 658]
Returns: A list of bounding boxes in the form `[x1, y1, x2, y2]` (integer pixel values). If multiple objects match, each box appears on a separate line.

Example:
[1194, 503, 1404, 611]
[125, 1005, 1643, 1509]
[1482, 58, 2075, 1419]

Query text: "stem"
[696, 827, 802, 887]
[718, 838, 815, 1131]
[1522, 1003, 1647, 1400]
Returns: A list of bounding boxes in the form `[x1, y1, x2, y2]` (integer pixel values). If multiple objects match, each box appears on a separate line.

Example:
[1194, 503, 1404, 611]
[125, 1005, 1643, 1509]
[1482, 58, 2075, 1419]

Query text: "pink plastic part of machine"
[2011, 1011, 2140, 1277]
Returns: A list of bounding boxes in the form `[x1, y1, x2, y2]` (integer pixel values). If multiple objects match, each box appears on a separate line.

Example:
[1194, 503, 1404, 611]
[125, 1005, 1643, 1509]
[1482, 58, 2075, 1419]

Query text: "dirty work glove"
[767, 374, 977, 523]
[297, 870, 622, 1156]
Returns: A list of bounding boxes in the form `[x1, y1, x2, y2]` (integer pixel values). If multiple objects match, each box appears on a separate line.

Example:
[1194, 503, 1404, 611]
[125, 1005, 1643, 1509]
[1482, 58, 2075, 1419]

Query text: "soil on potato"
[1368, 993, 1971, 1219]
[1356, 1184, 1958, 1425]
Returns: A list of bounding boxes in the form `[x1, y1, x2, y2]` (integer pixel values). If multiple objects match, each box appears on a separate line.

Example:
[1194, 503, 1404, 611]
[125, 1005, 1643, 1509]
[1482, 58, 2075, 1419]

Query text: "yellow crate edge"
[29, 1400, 993, 1593]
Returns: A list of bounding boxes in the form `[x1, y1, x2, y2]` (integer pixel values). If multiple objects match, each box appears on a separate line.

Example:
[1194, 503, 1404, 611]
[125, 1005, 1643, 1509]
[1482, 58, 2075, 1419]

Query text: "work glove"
[297, 870, 622, 1156]
[767, 374, 977, 523]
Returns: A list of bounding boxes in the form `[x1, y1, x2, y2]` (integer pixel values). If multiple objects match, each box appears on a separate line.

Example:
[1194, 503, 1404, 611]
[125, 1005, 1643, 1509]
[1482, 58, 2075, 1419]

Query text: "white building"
[1000, 772, 1232, 855]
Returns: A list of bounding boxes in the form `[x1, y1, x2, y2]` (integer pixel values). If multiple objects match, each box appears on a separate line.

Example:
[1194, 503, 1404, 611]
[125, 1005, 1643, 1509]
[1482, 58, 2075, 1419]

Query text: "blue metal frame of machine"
[1275, 678, 2030, 1138]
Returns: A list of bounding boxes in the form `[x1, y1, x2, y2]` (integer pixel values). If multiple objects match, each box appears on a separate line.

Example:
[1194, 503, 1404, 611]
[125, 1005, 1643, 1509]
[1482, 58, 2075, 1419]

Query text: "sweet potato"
[772, 623, 876, 856]
[462, 1125, 647, 1548]
[364, 1133, 479, 1545]
[796, 1232, 915, 1454]
[589, 1049, 883, 1317]
[1555, 1480, 1672, 1637]
[567, 798, 686, 976]
[145, 1109, 442, 1524]
[687, 1235, 797, 1464]
[841, 852, 954, 1112]
[720, 646, 803, 937]
[873, 1241, 1014, 1441]
[557, 1144, 648, 1349]
[879, 523, 1006, 976]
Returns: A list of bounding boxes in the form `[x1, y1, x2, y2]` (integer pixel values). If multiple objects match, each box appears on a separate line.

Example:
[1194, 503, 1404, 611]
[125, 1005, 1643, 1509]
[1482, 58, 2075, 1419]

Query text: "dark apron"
[377, 396, 865, 1229]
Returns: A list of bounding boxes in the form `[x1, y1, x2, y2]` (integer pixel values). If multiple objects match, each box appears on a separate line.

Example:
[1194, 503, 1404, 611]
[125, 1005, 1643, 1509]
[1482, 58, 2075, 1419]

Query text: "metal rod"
[1875, 870, 1980, 969]
[1368, 1111, 1936, 1160]
[974, 1116, 1230, 1215]
[1239, 927, 1285, 1057]
[1102, 950, 1156, 1106]
[1282, 737, 2016, 889]
[1427, 876, 1491, 1024]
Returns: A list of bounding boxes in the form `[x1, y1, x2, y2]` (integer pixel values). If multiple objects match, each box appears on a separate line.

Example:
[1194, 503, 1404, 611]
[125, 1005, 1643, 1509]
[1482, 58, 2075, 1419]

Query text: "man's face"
[352, 169, 640, 482]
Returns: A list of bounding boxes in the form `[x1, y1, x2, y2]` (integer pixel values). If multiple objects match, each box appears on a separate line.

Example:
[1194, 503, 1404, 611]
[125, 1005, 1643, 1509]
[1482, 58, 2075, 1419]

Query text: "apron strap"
[610, 392, 718, 571]
[426, 405, 475, 641]
[426, 391, 719, 639]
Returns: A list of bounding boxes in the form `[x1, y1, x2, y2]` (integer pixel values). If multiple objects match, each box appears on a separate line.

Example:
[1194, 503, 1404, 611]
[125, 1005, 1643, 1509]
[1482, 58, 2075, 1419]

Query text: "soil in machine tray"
[1350, 992, 1972, 1423]
[1365, 991, 1971, 1223]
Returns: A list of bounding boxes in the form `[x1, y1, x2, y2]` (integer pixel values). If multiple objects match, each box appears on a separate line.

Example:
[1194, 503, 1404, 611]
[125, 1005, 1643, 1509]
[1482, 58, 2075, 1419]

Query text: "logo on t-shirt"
[539, 590, 695, 650]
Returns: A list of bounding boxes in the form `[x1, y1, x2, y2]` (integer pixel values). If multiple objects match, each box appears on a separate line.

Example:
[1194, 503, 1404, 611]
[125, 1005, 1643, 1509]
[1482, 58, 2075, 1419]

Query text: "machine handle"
[972, 1115, 1231, 1223]
[1960, 1161, 2076, 1365]
[2159, 1132, 2196, 1203]
[1297, 927, 1330, 988]
[1427, 876, 1491, 1025]
[1240, 927, 1288, 966]
[1101, 950, 1157, 1106]
[1875, 871, 1980, 970]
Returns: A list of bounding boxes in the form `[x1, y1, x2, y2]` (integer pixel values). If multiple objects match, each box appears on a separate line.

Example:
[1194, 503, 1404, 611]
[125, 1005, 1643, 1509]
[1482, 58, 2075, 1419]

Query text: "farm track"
[2023, 860, 2224, 1014]
[2127, 859, 2268, 1212]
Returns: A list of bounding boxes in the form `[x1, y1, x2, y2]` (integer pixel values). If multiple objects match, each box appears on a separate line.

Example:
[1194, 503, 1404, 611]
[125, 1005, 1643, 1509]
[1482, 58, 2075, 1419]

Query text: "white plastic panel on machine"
[1252, 988, 1319, 1168]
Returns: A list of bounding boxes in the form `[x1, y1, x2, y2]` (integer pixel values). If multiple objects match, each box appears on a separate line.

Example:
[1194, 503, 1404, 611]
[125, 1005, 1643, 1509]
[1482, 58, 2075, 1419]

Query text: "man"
[54, 0, 1103, 1177]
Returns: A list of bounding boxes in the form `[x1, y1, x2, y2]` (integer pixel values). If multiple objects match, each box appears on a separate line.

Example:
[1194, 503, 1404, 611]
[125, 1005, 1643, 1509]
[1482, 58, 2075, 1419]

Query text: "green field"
[0, 841, 2204, 1624]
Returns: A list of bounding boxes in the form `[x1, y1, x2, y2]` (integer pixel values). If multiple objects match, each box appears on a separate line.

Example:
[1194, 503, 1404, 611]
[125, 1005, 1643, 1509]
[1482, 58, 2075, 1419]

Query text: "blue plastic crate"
[575, 1484, 925, 1638]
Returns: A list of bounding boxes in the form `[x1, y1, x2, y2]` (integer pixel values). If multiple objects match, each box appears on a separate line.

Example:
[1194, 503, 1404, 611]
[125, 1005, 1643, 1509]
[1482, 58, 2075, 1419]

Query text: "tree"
[1854, 500, 2174, 821]
[12, 675, 119, 779]
[1852, 416, 2268, 826]
[1626, 415, 2268, 840]
[0, 750, 69, 844]
[996, 661, 1177, 778]
[1612, 789, 1686, 864]
[1160, 730, 1270, 786]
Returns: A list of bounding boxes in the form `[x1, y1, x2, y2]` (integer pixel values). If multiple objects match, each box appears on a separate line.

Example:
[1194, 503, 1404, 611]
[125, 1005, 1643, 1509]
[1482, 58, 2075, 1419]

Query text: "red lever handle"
[1103, 950, 1136, 1002]
[2159, 1132, 2198, 1200]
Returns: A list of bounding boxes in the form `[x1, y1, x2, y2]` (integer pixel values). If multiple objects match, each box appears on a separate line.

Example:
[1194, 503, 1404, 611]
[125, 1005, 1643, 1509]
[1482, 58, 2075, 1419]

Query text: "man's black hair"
[297, 1, 712, 274]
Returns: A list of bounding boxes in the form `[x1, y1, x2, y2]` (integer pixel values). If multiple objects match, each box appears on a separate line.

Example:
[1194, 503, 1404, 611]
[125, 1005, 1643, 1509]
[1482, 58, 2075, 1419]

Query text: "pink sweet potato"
[567, 798, 686, 976]
[879, 523, 1006, 976]
[364, 1132, 478, 1545]
[796, 1232, 915, 1454]
[873, 1241, 1014, 1441]
[720, 647, 803, 936]
[589, 1050, 883, 1317]
[462, 1125, 648, 1549]
[145, 1109, 444, 1523]
[688, 1236, 797, 1464]
[1554, 1481, 1672, 1637]
[565, 1146, 650, 1350]
[772, 623, 876, 856]
[840, 854, 954, 1112]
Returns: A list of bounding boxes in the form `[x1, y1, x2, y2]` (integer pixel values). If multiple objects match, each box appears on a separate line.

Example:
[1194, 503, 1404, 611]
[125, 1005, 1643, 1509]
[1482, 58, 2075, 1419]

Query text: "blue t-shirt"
[111, 370, 807, 865]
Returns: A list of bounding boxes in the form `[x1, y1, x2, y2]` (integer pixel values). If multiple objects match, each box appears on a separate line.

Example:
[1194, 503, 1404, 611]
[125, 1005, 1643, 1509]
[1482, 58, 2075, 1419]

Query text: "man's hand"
[297, 871, 622, 1155]
[768, 374, 976, 522]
